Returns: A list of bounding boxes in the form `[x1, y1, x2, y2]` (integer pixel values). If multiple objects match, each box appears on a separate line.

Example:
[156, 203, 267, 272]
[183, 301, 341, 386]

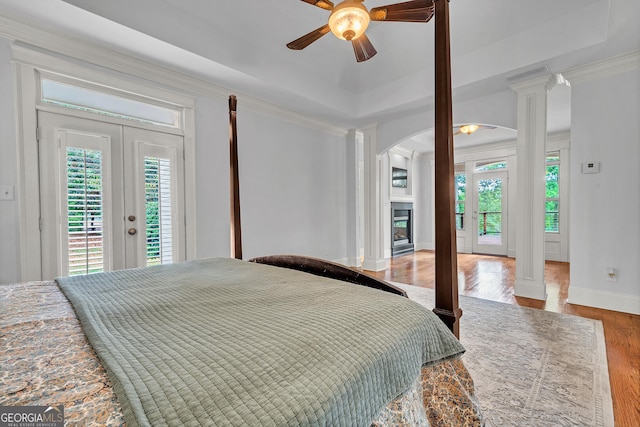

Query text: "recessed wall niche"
[389, 148, 414, 200]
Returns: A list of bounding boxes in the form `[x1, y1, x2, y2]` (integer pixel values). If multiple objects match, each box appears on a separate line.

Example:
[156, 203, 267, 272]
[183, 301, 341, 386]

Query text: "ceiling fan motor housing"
[328, 1, 370, 41]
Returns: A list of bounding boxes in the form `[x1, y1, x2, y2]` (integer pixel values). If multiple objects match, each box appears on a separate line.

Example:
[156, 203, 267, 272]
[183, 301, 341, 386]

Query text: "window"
[546, 152, 560, 232]
[41, 78, 181, 128]
[474, 160, 506, 172]
[455, 165, 466, 230]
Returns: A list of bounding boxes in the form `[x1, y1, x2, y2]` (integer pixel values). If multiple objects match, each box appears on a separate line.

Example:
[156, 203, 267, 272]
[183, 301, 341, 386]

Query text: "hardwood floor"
[367, 250, 640, 427]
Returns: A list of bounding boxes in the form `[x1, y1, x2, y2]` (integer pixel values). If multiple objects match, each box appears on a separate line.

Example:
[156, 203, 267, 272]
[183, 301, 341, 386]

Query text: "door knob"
[128, 215, 136, 222]
[128, 228, 137, 235]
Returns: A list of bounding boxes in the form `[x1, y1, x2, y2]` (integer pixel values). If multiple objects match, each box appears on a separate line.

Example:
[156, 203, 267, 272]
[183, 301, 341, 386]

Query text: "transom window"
[40, 78, 182, 128]
[474, 160, 507, 172]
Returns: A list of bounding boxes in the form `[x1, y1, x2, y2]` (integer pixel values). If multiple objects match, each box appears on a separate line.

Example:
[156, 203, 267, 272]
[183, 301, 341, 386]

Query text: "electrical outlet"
[0, 185, 14, 201]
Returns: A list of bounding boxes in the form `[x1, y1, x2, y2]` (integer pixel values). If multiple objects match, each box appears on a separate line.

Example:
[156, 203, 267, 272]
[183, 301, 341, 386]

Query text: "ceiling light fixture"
[328, 1, 370, 41]
[459, 124, 479, 135]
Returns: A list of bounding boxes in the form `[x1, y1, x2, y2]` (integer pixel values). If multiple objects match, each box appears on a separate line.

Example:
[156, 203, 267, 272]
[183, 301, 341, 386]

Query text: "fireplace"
[391, 202, 414, 256]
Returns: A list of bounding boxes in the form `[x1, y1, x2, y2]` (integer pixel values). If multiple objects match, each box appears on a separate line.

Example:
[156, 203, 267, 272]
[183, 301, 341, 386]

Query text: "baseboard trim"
[568, 286, 640, 315]
[415, 242, 434, 251]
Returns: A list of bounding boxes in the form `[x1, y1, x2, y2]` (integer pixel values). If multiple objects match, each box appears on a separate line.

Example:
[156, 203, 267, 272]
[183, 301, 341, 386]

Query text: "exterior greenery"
[545, 162, 560, 232]
[455, 173, 466, 230]
[477, 177, 503, 236]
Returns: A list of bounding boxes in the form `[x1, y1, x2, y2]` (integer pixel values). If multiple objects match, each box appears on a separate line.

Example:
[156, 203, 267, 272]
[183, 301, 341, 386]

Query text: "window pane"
[477, 177, 503, 245]
[546, 201, 559, 232]
[456, 202, 465, 230]
[42, 79, 180, 128]
[67, 147, 104, 275]
[455, 173, 466, 230]
[546, 165, 559, 198]
[475, 160, 506, 171]
[455, 173, 466, 201]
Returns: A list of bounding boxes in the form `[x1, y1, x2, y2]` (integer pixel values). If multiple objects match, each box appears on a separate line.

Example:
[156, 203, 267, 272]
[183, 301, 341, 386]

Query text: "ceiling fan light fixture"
[459, 124, 480, 135]
[328, 1, 370, 41]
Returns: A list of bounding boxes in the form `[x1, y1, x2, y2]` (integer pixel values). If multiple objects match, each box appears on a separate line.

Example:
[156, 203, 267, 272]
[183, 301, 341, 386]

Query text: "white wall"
[235, 109, 349, 262]
[0, 36, 352, 283]
[193, 96, 232, 259]
[0, 37, 19, 283]
[568, 64, 640, 314]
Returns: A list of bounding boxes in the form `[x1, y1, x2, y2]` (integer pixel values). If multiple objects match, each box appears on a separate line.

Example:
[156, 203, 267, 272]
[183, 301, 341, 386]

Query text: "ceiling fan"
[287, 0, 435, 62]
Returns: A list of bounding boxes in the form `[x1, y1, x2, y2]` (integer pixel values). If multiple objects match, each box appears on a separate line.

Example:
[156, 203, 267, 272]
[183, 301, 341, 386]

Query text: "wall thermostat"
[581, 161, 600, 174]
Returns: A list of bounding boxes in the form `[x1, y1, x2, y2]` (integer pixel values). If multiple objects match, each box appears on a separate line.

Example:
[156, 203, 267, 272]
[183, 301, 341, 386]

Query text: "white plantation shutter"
[144, 156, 173, 265]
[66, 147, 106, 275]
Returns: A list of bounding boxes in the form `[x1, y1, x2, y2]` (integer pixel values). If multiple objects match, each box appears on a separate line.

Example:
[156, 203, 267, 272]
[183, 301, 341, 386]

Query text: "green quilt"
[57, 258, 464, 427]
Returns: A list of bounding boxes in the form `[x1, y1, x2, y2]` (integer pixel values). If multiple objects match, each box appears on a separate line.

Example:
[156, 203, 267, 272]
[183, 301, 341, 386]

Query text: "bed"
[1, 258, 482, 426]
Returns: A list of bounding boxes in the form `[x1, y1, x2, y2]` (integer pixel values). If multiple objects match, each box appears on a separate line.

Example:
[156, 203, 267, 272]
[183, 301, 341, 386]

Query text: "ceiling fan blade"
[352, 33, 377, 62]
[287, 25, 331, 50]
[300, 0, 334, 11]
[369, 0, 435, 22]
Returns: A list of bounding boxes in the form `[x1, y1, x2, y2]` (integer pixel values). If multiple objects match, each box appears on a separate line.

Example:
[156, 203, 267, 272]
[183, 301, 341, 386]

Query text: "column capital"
[345, 128, 364, 144]
[509, 73, 566, 94]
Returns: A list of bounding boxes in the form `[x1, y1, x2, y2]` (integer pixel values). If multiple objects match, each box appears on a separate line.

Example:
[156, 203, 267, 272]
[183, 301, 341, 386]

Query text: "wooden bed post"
[433, 0, 462, 338]
[229, 95, 243, 260]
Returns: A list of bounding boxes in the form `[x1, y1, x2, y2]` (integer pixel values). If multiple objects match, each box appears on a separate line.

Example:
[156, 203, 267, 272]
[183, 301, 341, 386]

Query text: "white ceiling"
[0, 0, 638, 151]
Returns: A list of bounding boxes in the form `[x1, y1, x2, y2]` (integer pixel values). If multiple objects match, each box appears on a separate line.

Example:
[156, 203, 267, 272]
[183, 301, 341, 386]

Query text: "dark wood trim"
[229, 95, 242, 260]
[433, 0, 462, 337]
[248, 254, 408, 297]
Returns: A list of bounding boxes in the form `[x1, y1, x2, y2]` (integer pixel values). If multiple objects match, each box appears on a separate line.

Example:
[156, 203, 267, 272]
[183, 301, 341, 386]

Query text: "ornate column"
[509, 75, 559, 300]
[362, 125, 386, 271]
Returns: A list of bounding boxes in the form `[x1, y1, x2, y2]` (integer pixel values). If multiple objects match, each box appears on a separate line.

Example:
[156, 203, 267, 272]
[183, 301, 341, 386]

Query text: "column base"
[362, 257, 386, 272]
[514, 279, 547, 300]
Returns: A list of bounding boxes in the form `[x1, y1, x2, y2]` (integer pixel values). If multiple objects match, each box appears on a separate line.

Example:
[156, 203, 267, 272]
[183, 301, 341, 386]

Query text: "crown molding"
[0, 14, 348, 137]
[563, 50, 640, 85]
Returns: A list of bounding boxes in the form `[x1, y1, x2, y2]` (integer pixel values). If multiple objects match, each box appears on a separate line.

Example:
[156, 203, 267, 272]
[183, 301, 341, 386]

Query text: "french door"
[472, 171, 508, 256]
[38, 112, 185, 279]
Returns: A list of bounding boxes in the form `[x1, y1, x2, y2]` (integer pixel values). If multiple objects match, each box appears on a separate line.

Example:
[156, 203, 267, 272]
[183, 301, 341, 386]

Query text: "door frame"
[472, 170, 509, 256]
[14, 48, 196, 281]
